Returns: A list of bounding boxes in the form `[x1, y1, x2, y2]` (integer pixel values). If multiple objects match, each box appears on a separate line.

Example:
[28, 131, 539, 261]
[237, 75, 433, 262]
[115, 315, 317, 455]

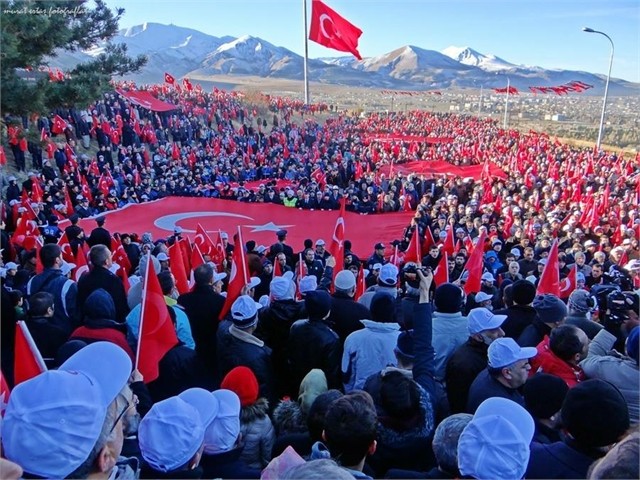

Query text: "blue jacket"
[127, 298, 195, 350]
[431, 311, 468, 381]
[342, 320, 401, 392]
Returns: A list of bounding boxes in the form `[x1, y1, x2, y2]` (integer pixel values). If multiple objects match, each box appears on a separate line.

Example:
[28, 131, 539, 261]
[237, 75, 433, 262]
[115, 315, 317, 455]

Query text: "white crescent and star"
[245, 221, 294, 233]
[154, 212, 254, 233]
[319, 13, 338, 40]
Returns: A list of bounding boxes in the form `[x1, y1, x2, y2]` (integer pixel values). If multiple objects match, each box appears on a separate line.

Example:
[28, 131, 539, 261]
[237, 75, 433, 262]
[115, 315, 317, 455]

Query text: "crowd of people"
[1, 82, 639, 479]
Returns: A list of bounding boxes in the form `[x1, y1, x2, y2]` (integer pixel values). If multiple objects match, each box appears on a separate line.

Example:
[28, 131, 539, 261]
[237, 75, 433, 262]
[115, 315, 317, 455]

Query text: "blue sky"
[103, 0, 639, 82]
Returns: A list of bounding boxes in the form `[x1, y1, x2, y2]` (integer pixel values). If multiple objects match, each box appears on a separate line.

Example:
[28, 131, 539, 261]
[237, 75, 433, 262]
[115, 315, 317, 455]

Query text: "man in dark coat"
[86, 216, 111, 249]
[178, 264, 226, 378]
[445, 308, 506, 413]
[254, 272, 307, 397]
[328, 270, 371, 343]
[24, 292, 68, 363]
[517, 294, 566, 347]
[269, 229, 294, 268]
[495, 279, 538, 339]
[526, 380, 630, 479]
[217, 295, 276, 405]
[77, 244, 130, 323]
[288, 290, 342, 392]
[466, 337, 537, 413]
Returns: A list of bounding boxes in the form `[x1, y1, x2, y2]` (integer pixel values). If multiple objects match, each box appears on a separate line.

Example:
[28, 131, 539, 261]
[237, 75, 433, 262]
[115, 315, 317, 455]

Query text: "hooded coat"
[70, 288, 135, 362]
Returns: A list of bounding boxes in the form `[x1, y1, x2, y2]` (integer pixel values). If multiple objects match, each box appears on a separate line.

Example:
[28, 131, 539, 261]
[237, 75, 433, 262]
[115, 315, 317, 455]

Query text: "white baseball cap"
[475, 291, 494, 303]
[488, 337, 538, 369]
[468, 308, 506, 335]
[2, 342, 132, 478]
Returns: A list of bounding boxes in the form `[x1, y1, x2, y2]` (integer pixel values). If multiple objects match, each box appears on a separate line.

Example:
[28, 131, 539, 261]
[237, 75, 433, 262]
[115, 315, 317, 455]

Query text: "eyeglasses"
[109, 394, 138, 434]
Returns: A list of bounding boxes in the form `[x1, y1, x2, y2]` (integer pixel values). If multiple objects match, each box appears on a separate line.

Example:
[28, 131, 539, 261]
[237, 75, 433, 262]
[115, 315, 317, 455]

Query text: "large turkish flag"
[65, 197, 412, 258]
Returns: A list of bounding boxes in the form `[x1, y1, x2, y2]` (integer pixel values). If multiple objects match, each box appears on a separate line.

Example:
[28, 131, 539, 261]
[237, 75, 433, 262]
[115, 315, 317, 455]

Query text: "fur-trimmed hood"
[240, 397, 270, 423]
[272, 398, 306, 435]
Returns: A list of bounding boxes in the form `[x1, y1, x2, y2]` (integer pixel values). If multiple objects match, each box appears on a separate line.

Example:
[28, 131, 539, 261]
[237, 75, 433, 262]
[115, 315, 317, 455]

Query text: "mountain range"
[50, 22, 638, 95]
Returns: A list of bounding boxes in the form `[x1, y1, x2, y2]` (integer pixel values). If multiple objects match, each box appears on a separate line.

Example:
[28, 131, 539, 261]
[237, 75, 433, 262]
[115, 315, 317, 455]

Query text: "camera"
[402, 263, 431, 288]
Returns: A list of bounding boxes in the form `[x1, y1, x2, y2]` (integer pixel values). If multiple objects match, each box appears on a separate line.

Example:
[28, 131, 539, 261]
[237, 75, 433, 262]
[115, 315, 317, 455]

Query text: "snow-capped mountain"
[441, 46, 515, 72]
[46, 23, 639, 95]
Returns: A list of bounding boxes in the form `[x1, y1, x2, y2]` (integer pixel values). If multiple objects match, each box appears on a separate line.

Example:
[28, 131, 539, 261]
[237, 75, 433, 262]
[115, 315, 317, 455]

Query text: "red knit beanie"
[221, 366, 259, 407]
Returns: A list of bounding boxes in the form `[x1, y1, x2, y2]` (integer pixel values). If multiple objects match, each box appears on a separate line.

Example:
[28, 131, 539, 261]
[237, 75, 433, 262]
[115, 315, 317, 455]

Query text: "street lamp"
[582, 27, 614, 150]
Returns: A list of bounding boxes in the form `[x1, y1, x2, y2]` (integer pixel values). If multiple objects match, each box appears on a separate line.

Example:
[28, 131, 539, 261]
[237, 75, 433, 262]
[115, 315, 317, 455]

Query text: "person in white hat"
[217, 295, 275, 404]
[458, 397, 535, 479]
[445, 308, 507, 413]
[2, 342, 132, 478]
[467, 337, 537, 413]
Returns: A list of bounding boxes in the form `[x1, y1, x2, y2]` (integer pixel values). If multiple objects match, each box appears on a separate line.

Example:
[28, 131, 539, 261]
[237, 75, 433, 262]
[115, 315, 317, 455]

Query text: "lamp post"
[582, 27, 614, 150]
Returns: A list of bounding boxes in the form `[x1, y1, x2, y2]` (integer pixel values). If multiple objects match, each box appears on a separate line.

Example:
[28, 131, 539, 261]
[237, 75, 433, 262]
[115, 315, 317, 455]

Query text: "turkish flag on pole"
[189, 243, 206, 289]
[443, 226, 455, 256]
[57, 231, 75, 263]
[354, 264, 366, 300]
[328, 198, 346, 274]
[463, 231, 487, 295]
[194, 223, 216, 257]
[164, 72, 175, 84]
[559, 264, 577, 299]
[219, 228, 250, 321]
[51, 115, 67, 135]
[537, 240, 560, 297]
[136, 254, 179, 383]
[14, 321, 47, 386]
[421, 228, 435, 255]
[433, 251, 449, 287]
[111, 236, 132, 274]
[309, 0, 363, 60]
[74, 247, 90, 282]
[403, 228, 422, 264]
[169, 241, 190, 295]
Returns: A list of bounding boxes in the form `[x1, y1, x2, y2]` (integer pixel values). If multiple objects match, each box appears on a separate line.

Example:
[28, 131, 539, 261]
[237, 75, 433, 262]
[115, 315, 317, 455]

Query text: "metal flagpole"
[503, 77, 510, 129]
[303, 0, 310, 104]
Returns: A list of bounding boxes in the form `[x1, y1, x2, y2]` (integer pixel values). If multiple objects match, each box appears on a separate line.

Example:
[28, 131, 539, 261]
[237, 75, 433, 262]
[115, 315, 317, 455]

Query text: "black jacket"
[87, 226, 111, 249]
[517, 317, 552, 348]
[466, 369, 524, 413]
[526, 439, 604, 479]
[217, 322, 276, 405]
[146, 345, 209, 403]
[200, 446, 261, 480]
[25, 316, 69, 362]
[288, 319, 342, 392]
[178, 285, 225, 376]
[445, 338, 488, 414]
[495, 304, 539, 339]
[77, 266, 130, 323]
[328, 291, 370, 343]
[255, 299, 307, 396]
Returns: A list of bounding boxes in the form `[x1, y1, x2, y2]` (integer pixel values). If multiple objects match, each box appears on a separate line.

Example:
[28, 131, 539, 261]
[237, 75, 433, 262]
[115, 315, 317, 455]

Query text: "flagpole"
[303, 0, 310, 104]
[238, 226, 248, 286]
[135, 253, 151, 370]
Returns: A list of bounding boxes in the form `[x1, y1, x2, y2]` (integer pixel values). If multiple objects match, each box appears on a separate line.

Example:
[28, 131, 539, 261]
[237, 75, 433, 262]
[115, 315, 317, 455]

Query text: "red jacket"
[71, 326, 135, 363]
[530, 336, 584, 387]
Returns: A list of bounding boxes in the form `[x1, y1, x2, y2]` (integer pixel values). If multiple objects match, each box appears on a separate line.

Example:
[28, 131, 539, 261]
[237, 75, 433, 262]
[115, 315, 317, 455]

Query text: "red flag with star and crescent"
[328, 198, 346, 278]
[164, 72, 175, 85]
[219, 228, 250, 321]
[309, 0, 363, 60]
[559, 264, 577, 299]
[537, 240, 561, 297]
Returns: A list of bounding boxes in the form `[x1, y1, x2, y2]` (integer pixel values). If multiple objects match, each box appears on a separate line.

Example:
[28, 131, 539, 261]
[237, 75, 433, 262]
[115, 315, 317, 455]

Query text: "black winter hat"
[561, 379, 629, 447]
[511, 279, 537, 305]
[523, 373, 569, 419]
[305, 290, 332, 321]
[370, 292, 395, 323]
[434, 283, 464, 313]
